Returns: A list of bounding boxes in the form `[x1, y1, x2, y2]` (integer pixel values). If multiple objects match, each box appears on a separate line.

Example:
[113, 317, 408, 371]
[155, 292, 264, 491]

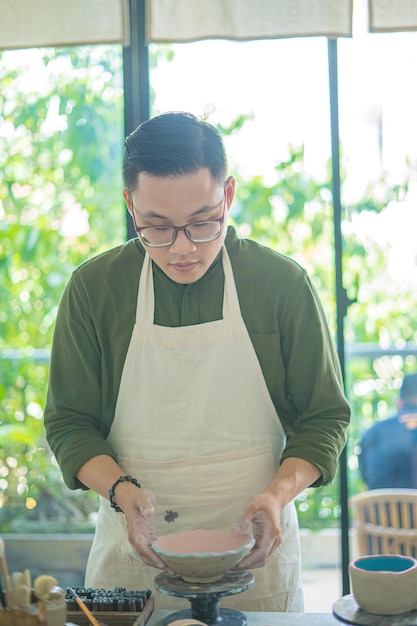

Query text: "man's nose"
[169, 228, 197, 254]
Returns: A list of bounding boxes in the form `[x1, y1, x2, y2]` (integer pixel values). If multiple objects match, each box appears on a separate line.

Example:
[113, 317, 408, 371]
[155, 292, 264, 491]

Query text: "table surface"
[147, 609, 341, 626]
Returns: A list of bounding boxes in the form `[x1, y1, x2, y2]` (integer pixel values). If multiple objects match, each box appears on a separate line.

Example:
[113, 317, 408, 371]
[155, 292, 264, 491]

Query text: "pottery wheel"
[333, 594, 417, 626]
[155, 570, 254, 626]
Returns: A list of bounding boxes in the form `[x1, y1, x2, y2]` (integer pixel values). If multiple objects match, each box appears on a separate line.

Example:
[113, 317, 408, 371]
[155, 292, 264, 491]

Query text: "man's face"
[124, 168, 235, 284]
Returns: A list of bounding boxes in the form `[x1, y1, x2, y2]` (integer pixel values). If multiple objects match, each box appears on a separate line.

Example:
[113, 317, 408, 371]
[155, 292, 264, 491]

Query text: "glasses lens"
[186, 221, 222, 242]
[140, 227, 175, 246]
[139, 219, 223, 246]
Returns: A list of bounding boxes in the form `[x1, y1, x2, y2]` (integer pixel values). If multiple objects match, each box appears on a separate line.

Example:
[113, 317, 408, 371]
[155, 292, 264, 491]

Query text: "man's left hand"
[231, 491, 282, 569]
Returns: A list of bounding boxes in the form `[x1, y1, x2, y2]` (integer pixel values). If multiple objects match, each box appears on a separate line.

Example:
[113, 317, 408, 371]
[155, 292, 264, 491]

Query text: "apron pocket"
[118, 443, 276, 534]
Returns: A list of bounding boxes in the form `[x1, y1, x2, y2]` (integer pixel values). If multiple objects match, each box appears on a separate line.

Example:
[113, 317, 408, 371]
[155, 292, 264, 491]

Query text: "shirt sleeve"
[44, 271, 119, 490]
[276, 269, 350, 486]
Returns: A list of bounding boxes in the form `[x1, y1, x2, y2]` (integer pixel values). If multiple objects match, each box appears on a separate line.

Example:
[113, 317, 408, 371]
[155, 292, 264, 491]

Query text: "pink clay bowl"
[152, 528, 254, 584]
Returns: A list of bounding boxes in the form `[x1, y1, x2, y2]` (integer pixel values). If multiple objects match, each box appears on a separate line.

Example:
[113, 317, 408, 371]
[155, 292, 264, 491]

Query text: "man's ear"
[123, 188, 133, 216]
[225, 176, 235, 210]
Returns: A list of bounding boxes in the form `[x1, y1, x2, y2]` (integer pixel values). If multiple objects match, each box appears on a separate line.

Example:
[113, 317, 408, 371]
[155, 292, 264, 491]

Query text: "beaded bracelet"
[109, 475, 142, 513]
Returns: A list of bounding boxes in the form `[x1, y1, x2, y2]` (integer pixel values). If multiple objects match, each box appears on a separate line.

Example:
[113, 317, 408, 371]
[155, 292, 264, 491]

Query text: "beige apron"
[85, 248, 303, 612]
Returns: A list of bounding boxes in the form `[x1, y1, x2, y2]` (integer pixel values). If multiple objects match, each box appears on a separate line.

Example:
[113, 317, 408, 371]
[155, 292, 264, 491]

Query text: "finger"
[130, 524, 176, 574]
[235, 554, 269, 570]
[231, 514, 253, 536]
[128, 524, 158, 561]
[232, 496, 263, 535]
[139, 501, 155, 517]
[235, 545, 274, 569]
[137, 540, 176, 573]
[234, 534, 280, 570]
[235, 547, 269, 569]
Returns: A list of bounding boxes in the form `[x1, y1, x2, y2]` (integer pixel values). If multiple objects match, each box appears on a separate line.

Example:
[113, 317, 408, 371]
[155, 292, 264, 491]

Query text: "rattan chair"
[350, 488, 417, 558]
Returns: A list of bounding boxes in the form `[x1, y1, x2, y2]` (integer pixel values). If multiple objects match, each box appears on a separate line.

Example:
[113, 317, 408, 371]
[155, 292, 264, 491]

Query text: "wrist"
[109, 475, 141, 513]
[265, 458, 321, 506]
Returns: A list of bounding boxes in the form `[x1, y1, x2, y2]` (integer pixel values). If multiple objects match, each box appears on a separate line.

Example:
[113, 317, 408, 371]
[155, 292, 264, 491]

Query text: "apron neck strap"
[136, 247, 242, 323]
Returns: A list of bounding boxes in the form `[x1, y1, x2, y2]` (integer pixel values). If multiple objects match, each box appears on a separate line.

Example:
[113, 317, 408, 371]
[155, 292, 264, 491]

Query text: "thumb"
[139, 501, 155, 517]
[231, 501, 256, 536]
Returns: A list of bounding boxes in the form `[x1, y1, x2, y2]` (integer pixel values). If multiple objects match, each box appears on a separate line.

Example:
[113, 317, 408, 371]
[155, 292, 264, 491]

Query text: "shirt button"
[186, 287, 193, 295]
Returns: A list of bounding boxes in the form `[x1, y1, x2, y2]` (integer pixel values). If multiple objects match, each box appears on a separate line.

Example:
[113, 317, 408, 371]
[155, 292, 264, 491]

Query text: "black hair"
[122, 112, 228, 192]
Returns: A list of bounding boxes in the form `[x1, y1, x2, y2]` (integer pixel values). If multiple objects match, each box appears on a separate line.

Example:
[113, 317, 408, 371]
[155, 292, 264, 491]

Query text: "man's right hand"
[76, 455, 176, 573]
[115, 482, 176, 573]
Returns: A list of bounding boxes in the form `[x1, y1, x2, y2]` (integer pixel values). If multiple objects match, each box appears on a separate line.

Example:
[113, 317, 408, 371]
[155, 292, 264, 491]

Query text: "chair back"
[350, 488, 417, 557]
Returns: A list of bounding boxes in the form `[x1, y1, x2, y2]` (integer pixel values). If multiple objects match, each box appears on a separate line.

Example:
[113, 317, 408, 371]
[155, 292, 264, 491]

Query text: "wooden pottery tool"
[34, 574, 58, 622]
[67, 587, 102, 626]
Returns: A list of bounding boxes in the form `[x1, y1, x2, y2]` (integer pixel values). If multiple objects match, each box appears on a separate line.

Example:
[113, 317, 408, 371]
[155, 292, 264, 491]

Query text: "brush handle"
[67, 587, 100, 626]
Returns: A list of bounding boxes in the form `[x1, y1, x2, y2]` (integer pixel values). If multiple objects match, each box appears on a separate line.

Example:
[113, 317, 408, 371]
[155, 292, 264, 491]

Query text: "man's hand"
[117, 485, 176, 574]
[76, 455, 176, 573]
[231, 491, 283, 569]
[231, 457, 322, 569]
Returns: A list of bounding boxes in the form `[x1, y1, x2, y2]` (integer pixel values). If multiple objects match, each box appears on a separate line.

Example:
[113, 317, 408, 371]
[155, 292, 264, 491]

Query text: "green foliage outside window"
[1, 45, 417, 534]
[1, 46, 125, 531]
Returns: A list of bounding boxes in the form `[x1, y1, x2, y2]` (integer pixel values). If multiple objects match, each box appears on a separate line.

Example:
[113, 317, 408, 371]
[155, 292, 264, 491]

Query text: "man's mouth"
[170, 261, 199, 272]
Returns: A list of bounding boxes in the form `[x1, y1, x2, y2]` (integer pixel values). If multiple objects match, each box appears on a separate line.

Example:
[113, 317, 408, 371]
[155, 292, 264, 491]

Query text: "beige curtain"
[369, 0, 417, 32]
[0, 0, 129, 50]
[146, 0, 354, 42]
[1, 0, 417, 51]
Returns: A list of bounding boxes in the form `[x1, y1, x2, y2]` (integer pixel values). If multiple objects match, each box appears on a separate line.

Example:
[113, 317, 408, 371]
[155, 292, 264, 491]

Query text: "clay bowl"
[152, 528, 254, 583]
[349, 554, 417, 615]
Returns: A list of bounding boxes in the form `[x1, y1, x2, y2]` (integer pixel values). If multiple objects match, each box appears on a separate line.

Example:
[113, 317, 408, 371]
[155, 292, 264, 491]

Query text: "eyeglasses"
[131, 194, 226, 248]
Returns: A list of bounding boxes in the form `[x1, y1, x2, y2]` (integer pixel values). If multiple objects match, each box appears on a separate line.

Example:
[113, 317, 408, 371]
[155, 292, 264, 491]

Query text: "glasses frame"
[131, 192, 227, 248]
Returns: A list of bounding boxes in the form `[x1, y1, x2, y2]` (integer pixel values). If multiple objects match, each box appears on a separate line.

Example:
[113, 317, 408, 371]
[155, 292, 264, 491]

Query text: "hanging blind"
[0, 0, 129, 51]
[146, 0, 354, 42]
[1, 0, 416, 52]
[369, 0, 417, 32]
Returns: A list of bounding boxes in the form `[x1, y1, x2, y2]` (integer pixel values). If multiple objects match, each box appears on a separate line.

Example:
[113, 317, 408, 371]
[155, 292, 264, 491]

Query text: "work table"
[146, 609, 341, 625]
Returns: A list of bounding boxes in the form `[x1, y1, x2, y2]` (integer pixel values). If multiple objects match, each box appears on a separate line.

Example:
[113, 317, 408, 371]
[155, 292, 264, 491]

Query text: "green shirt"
[44, 226, 350, 490]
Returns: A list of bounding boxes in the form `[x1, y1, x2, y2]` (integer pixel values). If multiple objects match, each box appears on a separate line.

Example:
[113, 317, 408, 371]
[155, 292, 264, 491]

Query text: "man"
[359, 373, 417, 489]
[44, 112, 350, 611]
